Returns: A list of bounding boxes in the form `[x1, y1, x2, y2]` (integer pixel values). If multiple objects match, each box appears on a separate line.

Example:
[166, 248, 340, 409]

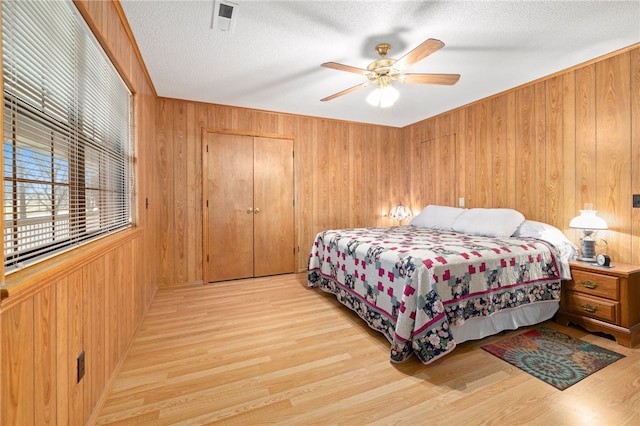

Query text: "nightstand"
[556, 260, 640, 347]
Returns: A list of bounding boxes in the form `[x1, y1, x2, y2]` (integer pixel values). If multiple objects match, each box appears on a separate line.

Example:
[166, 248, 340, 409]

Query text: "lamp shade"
[569, 209, 607, 230]
[390, 204, 412, 223]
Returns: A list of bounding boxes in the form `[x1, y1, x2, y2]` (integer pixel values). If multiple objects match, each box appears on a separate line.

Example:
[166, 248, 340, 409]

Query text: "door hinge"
[206, 144, 209, 153]
[207, 254, 210, 262]
[206, 200, 209, 208]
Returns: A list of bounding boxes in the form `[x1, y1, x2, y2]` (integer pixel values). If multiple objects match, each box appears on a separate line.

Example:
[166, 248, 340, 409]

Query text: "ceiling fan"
[320, 38, 460, 106]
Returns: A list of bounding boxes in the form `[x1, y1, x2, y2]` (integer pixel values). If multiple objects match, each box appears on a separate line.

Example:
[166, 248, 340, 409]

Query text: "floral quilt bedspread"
[307, 226, 562, 364]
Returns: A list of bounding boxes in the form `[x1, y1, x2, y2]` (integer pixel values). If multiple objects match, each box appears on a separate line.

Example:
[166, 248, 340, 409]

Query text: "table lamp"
[569, 204, 607, 262]
[390, 204, 412, 225]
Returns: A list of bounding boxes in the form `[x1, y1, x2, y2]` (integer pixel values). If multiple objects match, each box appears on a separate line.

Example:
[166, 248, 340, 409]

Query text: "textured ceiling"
[120, 0, 640, 128]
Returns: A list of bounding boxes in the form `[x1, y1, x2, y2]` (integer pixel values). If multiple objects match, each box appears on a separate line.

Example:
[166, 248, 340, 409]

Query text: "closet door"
[204, 133, 295, 282]
[206, 133, 254, 282]
[253, 137, 294, 276]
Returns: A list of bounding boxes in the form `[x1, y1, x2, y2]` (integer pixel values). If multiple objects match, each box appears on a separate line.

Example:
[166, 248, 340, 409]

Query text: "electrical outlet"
[634, 194, 640, 208]
[77, 350, 85, 383]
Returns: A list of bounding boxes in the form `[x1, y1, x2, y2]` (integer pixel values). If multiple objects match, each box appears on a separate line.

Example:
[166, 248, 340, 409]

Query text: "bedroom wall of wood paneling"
[155, 100, 405, 285]
[404, 44, 640, 265]
[0, 1, 158, 424]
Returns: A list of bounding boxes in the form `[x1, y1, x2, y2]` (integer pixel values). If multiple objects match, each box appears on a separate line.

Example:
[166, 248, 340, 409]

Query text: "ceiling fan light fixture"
[366, 80, 399, 108]
[321, 38, 458, 104]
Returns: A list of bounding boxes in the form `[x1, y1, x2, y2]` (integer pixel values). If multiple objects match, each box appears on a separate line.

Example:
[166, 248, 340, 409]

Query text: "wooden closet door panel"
[207, 133, 254, 282]
[253, 137, 294, 276]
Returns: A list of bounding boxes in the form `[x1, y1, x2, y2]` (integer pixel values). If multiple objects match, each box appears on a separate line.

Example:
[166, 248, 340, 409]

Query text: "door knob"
[254, 207, 260, 214]
[247, 208, 253, 214]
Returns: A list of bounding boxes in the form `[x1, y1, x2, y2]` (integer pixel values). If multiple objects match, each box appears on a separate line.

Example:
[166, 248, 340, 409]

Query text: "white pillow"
[451, 208, 525, 237]
[409, 205, 466, 230]
[513, 220, 578, 261]
[513, 220, 568, 243]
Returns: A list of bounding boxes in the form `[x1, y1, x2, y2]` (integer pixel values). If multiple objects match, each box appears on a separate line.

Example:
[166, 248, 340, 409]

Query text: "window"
[2, 0, 133, 272]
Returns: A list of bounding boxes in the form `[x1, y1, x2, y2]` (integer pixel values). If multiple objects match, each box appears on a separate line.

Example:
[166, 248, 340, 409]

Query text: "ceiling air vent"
[211, 0, 239, 32]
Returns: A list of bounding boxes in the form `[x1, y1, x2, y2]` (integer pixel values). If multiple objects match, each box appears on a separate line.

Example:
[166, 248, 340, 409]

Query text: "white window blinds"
[2, 0, 133, 272]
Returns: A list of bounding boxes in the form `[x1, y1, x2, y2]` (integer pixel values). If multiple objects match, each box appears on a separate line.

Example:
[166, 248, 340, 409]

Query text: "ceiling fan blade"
[402, 73, 460, 85]
[394, 38, 445, 69]
[321, 62, 368, 75]
[321, 82, 370, 102]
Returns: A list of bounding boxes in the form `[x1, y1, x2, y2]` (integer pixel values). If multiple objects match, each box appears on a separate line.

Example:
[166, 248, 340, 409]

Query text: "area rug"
[481, 326, 625, 390]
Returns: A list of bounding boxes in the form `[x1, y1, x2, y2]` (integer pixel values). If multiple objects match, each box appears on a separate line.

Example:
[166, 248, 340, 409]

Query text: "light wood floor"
[94, 273, 640, 425]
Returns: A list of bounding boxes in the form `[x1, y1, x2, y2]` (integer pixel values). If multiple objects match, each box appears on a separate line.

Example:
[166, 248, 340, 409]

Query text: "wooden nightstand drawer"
[566, 269, 619, 300]
[563, 291, 619, 323]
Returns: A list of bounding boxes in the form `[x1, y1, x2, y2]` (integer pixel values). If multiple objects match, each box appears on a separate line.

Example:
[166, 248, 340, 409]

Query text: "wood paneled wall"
[155, 100, 405, 285]
[405, 45, 640, 265]
[0, 1, 158, 424]
[1, 234, 145, 425]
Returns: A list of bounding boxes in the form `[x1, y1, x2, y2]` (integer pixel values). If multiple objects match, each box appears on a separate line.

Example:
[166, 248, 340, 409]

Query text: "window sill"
[1, 227, 143, 305]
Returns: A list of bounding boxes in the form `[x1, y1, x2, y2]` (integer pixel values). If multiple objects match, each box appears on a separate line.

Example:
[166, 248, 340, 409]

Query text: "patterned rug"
[481, 326, 625, 390]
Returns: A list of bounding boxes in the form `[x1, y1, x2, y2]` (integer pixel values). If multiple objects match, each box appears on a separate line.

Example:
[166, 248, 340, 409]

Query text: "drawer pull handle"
[580, 303, 598, 313]
[580, 280, 598, 289]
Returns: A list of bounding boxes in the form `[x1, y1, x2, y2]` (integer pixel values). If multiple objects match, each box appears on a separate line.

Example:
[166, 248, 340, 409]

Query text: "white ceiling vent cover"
[211, 0, 239, 32]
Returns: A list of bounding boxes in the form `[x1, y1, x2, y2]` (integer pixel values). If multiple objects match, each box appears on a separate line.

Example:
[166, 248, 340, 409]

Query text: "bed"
[307, 206, 575, 364]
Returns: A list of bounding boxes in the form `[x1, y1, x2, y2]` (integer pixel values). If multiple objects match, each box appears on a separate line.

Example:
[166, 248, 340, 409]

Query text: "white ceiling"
[119, 0, 640, 128]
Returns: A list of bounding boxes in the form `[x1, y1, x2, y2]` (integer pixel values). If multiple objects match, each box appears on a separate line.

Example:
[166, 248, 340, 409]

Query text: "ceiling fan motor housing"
[367, 58, 400, 80]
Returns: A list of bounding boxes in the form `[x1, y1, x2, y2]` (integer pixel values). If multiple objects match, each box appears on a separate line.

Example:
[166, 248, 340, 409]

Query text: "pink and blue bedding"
[307, 226, 563, 364]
